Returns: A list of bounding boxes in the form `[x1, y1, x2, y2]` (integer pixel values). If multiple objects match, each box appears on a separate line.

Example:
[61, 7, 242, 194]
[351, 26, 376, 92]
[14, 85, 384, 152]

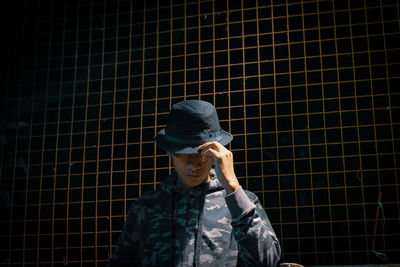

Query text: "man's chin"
[187, 174, 201, 179]
[183, 174, 209, 187]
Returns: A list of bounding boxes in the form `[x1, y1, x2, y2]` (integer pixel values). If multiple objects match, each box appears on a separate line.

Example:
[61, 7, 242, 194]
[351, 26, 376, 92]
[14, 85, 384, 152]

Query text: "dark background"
[1, 0, 399, 266]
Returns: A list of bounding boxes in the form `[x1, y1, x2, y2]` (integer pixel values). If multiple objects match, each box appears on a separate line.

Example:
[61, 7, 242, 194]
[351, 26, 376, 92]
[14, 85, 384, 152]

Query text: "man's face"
[171, 152, 213, 188]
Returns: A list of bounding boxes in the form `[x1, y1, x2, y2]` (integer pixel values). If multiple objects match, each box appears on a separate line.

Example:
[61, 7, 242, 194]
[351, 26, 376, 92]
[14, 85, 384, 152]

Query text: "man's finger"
[201, 147, 220, 162]
[199, 141, 224, 152]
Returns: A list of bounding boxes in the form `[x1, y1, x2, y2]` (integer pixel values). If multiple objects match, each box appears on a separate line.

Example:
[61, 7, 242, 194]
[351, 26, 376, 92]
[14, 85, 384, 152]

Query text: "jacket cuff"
[225, 186, 256, 219]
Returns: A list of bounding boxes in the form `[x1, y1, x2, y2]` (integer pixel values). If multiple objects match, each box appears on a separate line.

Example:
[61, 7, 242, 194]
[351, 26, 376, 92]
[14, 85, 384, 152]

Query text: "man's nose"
[187, 154, 202, 168]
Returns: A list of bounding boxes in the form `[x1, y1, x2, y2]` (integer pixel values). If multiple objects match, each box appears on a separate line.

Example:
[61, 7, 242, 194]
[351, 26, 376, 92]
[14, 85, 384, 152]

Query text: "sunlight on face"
[171, 153, 213, 188]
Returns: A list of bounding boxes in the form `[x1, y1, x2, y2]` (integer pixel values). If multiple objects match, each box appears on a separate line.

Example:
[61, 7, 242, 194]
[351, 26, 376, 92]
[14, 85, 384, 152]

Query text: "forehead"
[173, 153, 201, 160]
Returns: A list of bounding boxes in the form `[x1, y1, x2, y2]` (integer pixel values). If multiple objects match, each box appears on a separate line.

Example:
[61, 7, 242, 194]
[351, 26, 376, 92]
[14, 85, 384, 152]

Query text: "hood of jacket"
[160, 168, 225, 197]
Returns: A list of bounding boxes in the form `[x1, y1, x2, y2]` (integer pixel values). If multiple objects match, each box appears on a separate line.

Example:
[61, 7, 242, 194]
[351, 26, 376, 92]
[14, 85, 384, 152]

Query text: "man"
[110, 100, 281, 266]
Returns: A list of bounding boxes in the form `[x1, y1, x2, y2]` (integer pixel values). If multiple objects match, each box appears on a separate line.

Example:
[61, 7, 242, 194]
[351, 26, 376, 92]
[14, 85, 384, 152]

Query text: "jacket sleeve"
[109, 204, 140, 267]
[225, 187, 281, 267]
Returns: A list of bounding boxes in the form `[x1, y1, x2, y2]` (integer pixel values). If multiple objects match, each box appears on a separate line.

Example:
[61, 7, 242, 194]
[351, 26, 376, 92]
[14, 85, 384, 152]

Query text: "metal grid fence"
[1, 0, 399, 266]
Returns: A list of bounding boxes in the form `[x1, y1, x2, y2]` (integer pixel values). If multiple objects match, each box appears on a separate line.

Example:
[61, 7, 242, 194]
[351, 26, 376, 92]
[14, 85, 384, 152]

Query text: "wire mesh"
[1, 0, 399, 265]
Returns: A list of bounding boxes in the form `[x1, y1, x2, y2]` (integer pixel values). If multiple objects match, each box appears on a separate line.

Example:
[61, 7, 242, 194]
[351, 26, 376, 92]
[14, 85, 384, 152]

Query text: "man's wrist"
[224, 182, 240, 194]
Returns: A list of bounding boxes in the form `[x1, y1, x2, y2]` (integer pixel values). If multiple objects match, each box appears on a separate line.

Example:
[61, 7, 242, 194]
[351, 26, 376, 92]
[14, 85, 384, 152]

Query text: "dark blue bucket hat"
[155, 100, 233, 154]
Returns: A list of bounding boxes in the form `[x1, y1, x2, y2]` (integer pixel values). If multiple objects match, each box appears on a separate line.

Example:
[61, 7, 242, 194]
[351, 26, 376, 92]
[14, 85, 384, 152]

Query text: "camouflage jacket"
[110, 170, 281, 266]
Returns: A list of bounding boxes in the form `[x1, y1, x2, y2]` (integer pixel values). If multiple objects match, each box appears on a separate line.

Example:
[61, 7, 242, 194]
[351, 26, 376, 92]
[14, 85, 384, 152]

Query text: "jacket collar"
[160, 169, 224, 197]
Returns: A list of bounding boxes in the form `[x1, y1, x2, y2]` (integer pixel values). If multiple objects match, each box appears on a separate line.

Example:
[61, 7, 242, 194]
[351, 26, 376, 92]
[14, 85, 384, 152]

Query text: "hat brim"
[155, 129, 233, 154]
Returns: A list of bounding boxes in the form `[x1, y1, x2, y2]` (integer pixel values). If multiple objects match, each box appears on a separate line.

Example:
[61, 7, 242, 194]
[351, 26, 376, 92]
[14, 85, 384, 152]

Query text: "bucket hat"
[155, 100, 233, 154]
